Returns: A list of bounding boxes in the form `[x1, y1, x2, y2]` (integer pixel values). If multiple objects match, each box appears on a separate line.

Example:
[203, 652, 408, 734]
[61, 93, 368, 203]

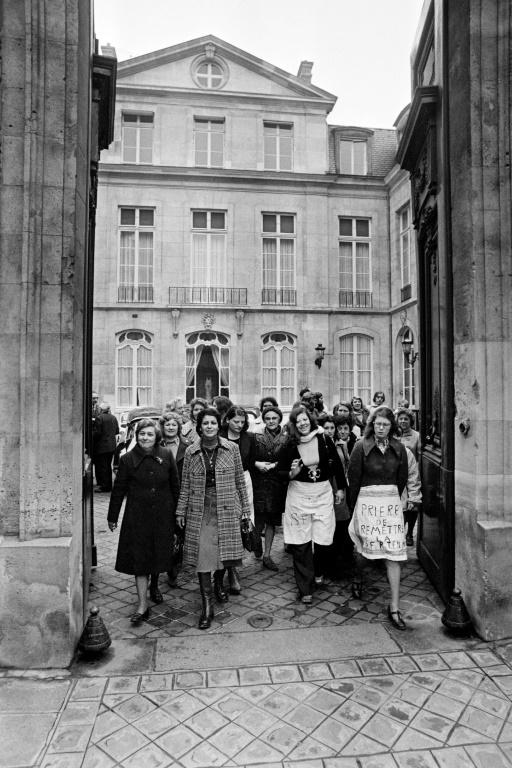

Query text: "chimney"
[101, 42, 117, 59]
[297, 61, 313, 83]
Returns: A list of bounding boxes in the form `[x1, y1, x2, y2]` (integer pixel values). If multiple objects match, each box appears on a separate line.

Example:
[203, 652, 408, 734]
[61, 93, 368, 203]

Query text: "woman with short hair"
[176, 408, 251, 629]
[278, 406, 346, 603]
[182, 398, 207, 440]
[348, 406, 409, 629]
[351, 396, 370, 433]
[107, 419, 180, 624]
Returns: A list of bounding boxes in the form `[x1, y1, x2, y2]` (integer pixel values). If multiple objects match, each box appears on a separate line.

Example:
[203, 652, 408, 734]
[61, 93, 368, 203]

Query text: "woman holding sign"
[348, 407, 409, 630]
[278, 406, 346, 604]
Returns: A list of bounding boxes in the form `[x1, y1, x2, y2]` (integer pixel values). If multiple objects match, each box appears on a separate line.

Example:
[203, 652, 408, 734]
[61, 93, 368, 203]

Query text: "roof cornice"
[117, 34, 337, 105]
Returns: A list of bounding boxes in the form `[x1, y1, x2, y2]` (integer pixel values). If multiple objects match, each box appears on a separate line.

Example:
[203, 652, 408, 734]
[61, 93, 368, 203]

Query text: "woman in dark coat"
[159, 411, 189, 588]
[107, 419, 180, 625]
[348, 406, 409, 630]
[220, 406, 256, 593]
[176, 408, 251, 629]
[249, 406, 289, 571]
[278, 406, 346, 604]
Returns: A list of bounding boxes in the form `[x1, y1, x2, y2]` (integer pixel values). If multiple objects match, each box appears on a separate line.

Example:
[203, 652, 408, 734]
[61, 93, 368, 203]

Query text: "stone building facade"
[93, 36, 418, 418]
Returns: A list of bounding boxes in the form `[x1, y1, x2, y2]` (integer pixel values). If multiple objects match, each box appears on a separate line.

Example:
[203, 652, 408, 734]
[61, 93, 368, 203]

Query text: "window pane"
[355, 219, 369, 237]
[195, 130, 208, 165]
[279, 125, 292, 135]
[263, 215, 276, 233]
[264, 135, 277, 169]
[353, 141, 367, 174]
[139, 114, 153, 124]
[192, 234, 208, 285]
[280, 215, 294, 234]
[279, 137, 293, 170]
[355, 242, 370, 291]
[119, 232, 135, 285]
[139, 146, 152, 163]
[192, 211, 207, 228]
[339, 242, 353, 291]
[137, 232, 153, 286]
[210, 212, 225, 229]
[209, 234, 226, 286]
[279, 239, 295, 288]
[264, 123, 276, 134]
[210, 63, 222, 77]
[262, 239, 277, 288]
[123, 114, 137, 123]
[120, 209, 136, 226]
[339, 140, 353, 173]
[198, 63, 208, 74]
[210, 132, 224, 167]
[339, 218, 352, 237]
[139, 209, 154, 226]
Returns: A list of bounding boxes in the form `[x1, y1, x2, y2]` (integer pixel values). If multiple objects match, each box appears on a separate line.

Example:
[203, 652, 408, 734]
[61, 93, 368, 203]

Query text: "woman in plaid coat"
[176, 408, 251, 629]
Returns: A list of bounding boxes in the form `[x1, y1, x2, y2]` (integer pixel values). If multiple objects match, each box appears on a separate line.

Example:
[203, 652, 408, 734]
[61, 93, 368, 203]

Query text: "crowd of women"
[107, 389, 421, 632]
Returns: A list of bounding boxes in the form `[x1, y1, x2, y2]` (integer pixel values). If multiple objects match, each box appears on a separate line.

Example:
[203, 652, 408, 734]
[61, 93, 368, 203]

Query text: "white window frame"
[194, 118, 225, 168]
[116, 331, 153, 409]
[190, 210, 227, 288]
[263, 122, 293, 171]
[122, 113, 154, 164]
[118, 208, 155, 300]
[399, 206, 411, 288]
[195, 61, 224, 89]
[262, 214, 296, 303]
[261, 333, 297, 408]
[339, 139, 367, 175]
[339, 334, 373, 405]
[338, 217, 372, 293]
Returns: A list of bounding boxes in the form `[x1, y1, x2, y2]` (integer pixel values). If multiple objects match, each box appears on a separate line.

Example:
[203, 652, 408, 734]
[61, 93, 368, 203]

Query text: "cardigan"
[277, 433, 347, 489]
[347, 436, 408, 507]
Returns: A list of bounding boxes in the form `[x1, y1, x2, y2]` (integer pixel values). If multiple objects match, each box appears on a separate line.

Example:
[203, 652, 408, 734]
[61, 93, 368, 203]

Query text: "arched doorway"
[185, 331, 230, 404]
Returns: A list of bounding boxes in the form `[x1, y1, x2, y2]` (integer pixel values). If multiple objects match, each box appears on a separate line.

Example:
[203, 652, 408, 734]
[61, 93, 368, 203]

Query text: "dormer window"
[333, 127, 373, 175]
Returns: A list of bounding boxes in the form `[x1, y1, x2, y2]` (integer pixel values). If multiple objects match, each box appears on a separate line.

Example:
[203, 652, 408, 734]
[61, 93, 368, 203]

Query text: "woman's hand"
[108, 522, 117, 532]
[176, 514, 185, 529]
[335, 490, 345, 504]
[289, 458, 303, 479]
[255, 461, 269, 473]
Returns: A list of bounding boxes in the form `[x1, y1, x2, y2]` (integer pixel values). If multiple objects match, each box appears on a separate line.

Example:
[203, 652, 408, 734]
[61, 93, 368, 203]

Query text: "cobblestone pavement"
[89, 493, 445, 640]
[3, 492, 512, 768]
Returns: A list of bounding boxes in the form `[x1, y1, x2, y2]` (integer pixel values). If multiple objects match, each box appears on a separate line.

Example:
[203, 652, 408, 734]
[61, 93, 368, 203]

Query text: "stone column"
[0, 0, 92, 666]
[449, 0, 512, 639]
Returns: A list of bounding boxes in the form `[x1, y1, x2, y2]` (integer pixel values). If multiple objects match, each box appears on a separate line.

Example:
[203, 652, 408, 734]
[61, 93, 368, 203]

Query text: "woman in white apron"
[347, 407, 410, 630]
[278, 406, 346, 604]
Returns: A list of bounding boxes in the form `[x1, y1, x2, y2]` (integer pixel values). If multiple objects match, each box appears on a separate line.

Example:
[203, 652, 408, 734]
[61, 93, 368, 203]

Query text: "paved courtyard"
[2, 491, 512, 768]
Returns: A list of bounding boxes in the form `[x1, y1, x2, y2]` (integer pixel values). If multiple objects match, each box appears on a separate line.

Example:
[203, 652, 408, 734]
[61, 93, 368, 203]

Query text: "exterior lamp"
[314, 343, 326, 368]
[402, 331, 418, 367]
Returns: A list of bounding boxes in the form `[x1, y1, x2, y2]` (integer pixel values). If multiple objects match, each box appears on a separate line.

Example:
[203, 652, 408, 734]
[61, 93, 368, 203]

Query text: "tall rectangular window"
[122, 114, 153, 163]
[118, 208, 154, 302]
[264, 123, 293, 171]
[262, 333, 296, 407]
[191, 210, 227, 288]
[116, 331, 153, 408]
[339, 335, 372, 405]
[339, 139, 367, 175]
[194, 118, 225, 167]
[262, 214, 296, 305]
[339, 217, 371, 306]
[400, 207, 411, 288]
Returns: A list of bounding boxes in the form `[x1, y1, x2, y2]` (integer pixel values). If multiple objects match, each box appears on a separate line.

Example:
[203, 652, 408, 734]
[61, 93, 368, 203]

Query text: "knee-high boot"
[213, 568, 229, 603]
[227, 566, 241, 595]
[198, 573, 214, 629]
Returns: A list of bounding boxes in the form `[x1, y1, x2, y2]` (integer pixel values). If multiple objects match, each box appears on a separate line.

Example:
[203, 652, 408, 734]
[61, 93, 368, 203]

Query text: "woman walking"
[107, 419, 180, 625]
[278, 406, 346, 603]
[348, 407, 409, 630]
[176, 408, 251, 629]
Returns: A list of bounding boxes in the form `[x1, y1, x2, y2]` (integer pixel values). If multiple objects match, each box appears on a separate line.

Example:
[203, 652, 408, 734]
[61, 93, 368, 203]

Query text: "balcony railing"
[339, 290, 373, 308]
[261, 288, 297, 306]
[169, 287, 247, 305]
[117, 285, 154, 303]
[401, 284, 412, 302]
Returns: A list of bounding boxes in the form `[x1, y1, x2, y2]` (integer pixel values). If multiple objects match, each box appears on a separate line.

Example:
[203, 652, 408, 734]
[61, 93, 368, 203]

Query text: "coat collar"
[131, 443, 165, 468]
[362, 435, 402, 457]
[188, 435, 230, 455]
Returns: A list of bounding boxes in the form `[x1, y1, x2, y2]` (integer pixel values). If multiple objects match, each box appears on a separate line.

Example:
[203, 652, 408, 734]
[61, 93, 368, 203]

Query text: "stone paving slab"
[4, 648, 510, 768]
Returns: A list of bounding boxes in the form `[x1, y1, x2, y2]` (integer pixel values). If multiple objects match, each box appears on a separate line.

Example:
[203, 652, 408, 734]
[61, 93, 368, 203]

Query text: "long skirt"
[349, 484, 407, 561]
[283, 480, 335, 546]
[196, 488, 242, 573]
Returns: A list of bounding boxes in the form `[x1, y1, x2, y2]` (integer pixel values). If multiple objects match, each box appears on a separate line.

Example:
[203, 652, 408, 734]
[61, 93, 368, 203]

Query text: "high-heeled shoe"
[351, 581, 363, 600]
[130, 608, 150, 626]
[388, 606, 406, 630]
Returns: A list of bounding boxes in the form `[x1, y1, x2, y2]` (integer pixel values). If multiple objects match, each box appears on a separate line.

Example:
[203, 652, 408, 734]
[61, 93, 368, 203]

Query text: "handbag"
[173, 526, 184, 567]
[240, 517, 253, 552]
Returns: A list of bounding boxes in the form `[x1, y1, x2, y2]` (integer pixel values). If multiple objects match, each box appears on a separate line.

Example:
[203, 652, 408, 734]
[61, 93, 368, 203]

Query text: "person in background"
[93, 402, 119, 492]
[300, 391, 318, 418]
[348, 407, 409, 630]
[251, 396, 279, 433]
[314, 392, 326, 415]
[92, 391, 102, 419]
[324, 414, 353, 579]
[212, 396, 233, 423]
[368, 391, 386, 416]
[176, 408, 250, 629]
[182, 398, 207, 440]
[402, 446, 422, 548]
[333, 401, 360, 441]
[299, 387, 311, 399]
[158, 411, 188, 589]
[165, 397, 184, 416]
[397, 408, 422, 546]
[220, 406, 256, 592]
[250, 406, 289, 570]
[351, 396, 370, 433]
[335, 415, 357, 456]
[397, 397, 409, 410]
[278, 406, 346, 603]
[107, 419, 180, 624]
